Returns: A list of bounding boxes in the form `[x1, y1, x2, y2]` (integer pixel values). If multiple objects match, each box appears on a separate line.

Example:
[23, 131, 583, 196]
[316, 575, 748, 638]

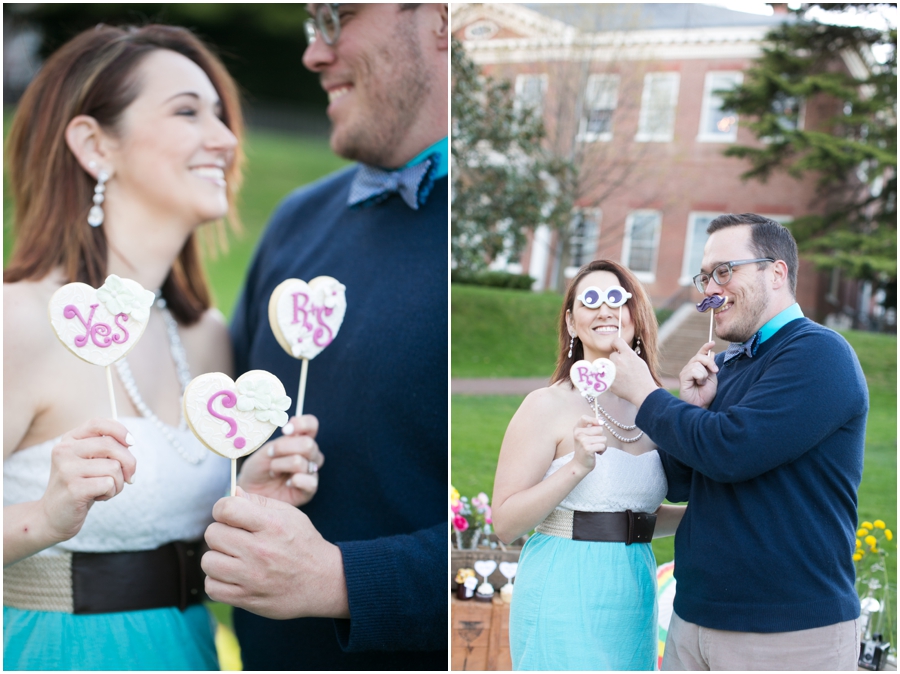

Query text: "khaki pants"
[662, 611, 860, 671]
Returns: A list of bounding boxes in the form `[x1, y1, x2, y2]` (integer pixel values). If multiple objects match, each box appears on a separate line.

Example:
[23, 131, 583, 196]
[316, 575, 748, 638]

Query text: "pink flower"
[450, 501, 462, 514]
[472, 492, 490, 510]
[484, 505, 492, 524]
[453, 515, 469, 532]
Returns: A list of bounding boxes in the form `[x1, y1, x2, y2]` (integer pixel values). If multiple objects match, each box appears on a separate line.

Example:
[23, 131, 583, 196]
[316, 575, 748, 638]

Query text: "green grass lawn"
[452, 287, 897, 641]
[451, 284, 563, 377]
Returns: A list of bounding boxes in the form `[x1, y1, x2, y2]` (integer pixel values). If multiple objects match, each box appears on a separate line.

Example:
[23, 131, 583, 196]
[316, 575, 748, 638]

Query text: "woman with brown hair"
[3, 24, 247, 670]
[491, 260, 686, 670]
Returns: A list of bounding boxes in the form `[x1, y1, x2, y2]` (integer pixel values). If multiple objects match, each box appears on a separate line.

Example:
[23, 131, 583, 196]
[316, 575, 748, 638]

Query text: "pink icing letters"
[291, 292, 335, 347]
[64, 304, 131, 349]
[207, 390, 246, 449]
[575, 365, 608, 394]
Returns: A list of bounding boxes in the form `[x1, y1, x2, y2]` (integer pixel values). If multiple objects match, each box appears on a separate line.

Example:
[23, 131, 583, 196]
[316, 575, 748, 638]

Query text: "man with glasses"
[202, 4, 449, 669]
[609, 213, 867, 669]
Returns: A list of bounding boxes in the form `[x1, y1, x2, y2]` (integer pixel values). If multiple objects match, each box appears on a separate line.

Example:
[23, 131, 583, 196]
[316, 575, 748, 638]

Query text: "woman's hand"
[238, 415, 324, 507]
[572, 415, 607, 473]
[40, 418, 137, 543]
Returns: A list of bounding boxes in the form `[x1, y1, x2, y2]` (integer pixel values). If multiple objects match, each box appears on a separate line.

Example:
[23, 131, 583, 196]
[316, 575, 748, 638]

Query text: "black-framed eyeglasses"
[693, 258, 775, 293]
[304, 4, 340, 46]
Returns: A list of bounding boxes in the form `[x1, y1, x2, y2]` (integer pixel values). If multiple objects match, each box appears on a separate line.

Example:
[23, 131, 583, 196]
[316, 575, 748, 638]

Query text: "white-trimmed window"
[578, 75, 619, 142]
[515, 74, 547, 117]
[635, 73, 680, 142]
[566, 209, 602, 276]
[622, 210, 662, 282]
[697, 71, 743, 142]
[680, 212, 718, 285]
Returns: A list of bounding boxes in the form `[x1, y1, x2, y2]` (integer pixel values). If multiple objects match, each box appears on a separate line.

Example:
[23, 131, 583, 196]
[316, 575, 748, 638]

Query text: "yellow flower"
[856, 538, 862, 548]
[854, 553, 863, 562]
[870, 545, 878, 553]
[858, 528, 870, 537]
[874, 520, 886, 529]
[865, 535, 877, 547]
[886, 530, 893, 541]
[862, 521, 874, 529]
[450, 486, 460, 504]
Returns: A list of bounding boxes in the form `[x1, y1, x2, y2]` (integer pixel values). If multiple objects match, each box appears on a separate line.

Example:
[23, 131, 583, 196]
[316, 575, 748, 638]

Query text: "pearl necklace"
[585, 395, 644, 444]
[114, 297, 204, 464]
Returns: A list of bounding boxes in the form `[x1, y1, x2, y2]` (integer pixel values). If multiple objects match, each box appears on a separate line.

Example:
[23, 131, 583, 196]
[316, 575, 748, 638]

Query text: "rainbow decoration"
[656, 561, 677, 669]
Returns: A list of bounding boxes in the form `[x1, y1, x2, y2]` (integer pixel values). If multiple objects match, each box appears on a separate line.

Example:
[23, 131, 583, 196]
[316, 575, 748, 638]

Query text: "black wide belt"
[536, 509, 657, 545]
[72, 540, 206, 614]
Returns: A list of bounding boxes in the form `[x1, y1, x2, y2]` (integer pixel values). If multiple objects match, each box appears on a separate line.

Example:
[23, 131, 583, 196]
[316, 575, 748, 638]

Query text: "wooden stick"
[295, 358, 309, 417]
[106, 365, 118, 420]
[618, 307, 622, 338]
[709, 311, 714, 345]
[231, 459, 237, 497]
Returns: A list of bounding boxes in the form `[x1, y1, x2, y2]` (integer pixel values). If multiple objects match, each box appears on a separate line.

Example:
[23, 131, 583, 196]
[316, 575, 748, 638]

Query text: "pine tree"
[720, 4, 896, 282]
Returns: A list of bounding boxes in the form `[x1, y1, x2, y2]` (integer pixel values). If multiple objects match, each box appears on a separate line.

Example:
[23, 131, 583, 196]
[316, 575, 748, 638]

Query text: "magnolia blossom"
[96, 275, 155, 322]
[452, 515, 469, 532]
[237, 379, 291, 427]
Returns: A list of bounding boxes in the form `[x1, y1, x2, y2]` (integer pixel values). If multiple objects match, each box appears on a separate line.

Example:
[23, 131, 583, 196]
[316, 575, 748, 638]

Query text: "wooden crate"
[451, 596, 511, 671]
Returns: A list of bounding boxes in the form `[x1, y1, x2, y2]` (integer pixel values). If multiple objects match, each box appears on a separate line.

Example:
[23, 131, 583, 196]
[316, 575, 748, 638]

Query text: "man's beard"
[331, 19, 431, 166]
[715, 276, 768, 343]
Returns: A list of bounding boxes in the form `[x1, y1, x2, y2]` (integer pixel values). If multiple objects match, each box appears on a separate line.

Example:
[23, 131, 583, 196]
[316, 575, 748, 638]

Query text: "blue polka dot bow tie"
[347, 153, 438, 211]
[723, 331, 761, 364]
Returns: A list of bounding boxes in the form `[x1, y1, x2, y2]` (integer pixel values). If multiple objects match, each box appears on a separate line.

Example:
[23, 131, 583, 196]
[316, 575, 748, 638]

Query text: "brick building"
[452, 3, 880, 329]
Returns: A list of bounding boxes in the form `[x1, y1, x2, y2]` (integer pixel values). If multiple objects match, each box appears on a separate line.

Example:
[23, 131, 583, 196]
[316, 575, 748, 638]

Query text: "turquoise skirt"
[509, 532, 658, 671]
[3, 604, 219, 670]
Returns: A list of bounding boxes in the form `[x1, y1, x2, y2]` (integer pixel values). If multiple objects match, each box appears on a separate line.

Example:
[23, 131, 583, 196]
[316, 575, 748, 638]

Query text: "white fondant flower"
[236, 379, 291, 427]
[96, 275, 155, 322]
[320, 281, 346, 309]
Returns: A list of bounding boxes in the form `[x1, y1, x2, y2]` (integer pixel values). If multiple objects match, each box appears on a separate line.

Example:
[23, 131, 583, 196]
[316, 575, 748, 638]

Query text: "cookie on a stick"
[268, 276, 346, 417]
[570, 358, 617, 423]
[183, 370, 291, 496]
[49, 274, 155, 419]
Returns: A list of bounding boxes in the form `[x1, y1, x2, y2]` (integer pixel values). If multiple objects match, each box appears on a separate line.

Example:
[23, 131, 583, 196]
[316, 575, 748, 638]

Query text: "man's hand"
[238, 415, 324, 506]
[608, 337, 659, 408]
[202, 487, 350, 620]
[679, 341, 719, 408]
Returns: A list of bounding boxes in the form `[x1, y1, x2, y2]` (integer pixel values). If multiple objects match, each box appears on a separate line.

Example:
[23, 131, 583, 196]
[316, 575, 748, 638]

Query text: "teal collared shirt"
[758, 302, 804, 344]
[403, 137, 448, 179]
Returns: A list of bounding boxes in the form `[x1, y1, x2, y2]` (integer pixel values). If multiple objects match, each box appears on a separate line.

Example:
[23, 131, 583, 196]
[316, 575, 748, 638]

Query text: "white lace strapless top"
[4, 417, 230, 556]
[545, 448, 668, 513]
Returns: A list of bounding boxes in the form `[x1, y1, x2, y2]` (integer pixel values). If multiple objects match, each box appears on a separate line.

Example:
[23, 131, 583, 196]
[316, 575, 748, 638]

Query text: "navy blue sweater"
[230, 167, 447, 670]
[637, 318, 867, 633]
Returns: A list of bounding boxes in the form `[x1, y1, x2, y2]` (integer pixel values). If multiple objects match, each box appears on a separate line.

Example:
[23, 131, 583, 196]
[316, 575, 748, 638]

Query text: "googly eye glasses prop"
[575, 285, 633, 337]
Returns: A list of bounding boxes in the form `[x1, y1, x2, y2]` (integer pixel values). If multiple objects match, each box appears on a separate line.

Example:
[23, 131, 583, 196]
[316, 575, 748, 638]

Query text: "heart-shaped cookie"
[268, 277, 347, 360]
[183, 370, 291, 460]
[49, 275, 155, 367]
[570, 358, 617, 398]
[474, 559, 498, 580]
[499, 561, 518, 580]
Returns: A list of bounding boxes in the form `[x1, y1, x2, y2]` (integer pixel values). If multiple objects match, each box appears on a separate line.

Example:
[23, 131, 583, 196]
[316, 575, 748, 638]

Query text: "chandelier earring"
[635, 336, 642, 356]
[568, 333, 575, 359]
[87, 162, 110, 228]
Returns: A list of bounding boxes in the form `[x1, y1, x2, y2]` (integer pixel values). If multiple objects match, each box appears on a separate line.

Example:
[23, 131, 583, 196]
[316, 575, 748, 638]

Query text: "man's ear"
[431, 3, 448, 51]
[771, 259, 789, 291]
[65, 115, 114, 179]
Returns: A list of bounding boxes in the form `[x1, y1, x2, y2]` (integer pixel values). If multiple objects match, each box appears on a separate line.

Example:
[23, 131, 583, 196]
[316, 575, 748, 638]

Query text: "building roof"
[520, 3, 790, 32]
